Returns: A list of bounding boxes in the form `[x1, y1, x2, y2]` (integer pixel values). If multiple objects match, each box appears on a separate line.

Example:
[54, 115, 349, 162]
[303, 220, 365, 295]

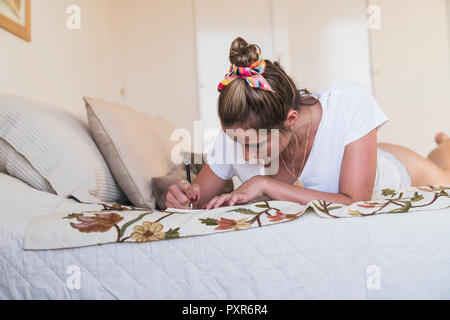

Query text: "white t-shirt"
[206, 82, 389, 194]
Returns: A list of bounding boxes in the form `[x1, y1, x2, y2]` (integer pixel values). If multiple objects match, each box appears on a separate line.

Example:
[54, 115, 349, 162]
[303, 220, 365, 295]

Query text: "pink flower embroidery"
[357, 203, 378, 208]
[268, 210, 286, 222]
[70, 213, 123, 233]
[267, 210, 298, 222]
[215, 217, 251, 231]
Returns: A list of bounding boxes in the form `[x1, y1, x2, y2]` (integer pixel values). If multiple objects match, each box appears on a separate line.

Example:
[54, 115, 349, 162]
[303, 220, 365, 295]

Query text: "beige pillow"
[84, 97, 176, 209]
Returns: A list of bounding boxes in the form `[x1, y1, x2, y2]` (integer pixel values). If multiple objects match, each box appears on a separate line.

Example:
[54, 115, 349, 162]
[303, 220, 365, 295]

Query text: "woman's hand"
[165, 179, 200, 209]
[203, 176, 267, 209]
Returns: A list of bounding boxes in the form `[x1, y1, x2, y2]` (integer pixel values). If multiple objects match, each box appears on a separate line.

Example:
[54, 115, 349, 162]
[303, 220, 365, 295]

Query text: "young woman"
[165, 37, 450, 210]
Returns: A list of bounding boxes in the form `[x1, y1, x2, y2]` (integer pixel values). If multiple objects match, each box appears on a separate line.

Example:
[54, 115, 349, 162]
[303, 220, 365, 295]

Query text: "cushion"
[0, 94, 127, 204]
[84, 97, 177, 209]
[0, 138, 56, 194]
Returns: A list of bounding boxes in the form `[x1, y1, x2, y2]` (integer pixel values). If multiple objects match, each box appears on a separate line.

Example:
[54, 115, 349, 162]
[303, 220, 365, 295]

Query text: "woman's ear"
[283, 110, 298, 129]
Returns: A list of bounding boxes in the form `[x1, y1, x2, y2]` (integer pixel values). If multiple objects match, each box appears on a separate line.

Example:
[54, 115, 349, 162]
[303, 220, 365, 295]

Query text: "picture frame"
[0, 0, 30, 41]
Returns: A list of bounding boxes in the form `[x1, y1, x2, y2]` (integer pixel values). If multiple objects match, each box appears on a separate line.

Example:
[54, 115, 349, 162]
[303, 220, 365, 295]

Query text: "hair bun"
[229, 37, 261, 67]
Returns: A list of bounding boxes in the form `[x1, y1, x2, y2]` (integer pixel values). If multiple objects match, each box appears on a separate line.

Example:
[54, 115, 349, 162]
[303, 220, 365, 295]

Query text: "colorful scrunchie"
[218, 55, 274, 92]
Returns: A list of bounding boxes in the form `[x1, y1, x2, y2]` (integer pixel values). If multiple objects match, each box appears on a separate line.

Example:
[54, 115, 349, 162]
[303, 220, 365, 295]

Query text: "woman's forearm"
[193, 164, 230, 209]
[263, 176, 356, 206]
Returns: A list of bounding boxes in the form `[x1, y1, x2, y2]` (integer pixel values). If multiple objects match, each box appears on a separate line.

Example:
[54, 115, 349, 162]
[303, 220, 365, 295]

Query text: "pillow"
[84, 97, 176, 209]
[0, 138, 56, 194]
[0, 94, 127, 204]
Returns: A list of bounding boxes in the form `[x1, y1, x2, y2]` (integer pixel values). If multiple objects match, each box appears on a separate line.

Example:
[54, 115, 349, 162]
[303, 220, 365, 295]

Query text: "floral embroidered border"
[23, 185, 450, 250]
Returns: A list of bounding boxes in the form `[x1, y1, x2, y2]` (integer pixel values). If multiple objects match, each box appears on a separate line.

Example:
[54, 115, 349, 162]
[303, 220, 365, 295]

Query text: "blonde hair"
[218, 37, 317, 132]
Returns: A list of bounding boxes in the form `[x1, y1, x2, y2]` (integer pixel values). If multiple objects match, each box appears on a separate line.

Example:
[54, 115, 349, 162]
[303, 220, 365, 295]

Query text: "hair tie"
[218, 55, 274, 92]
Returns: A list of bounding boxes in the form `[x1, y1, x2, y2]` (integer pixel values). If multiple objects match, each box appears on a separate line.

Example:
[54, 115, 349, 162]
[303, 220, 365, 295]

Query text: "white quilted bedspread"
[1, 173, 450, 299]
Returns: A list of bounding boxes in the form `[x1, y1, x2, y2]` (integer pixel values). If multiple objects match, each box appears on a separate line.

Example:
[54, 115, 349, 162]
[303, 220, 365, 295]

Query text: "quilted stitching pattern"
[1, 173, 450, 299]
[2, 209, 450, 299]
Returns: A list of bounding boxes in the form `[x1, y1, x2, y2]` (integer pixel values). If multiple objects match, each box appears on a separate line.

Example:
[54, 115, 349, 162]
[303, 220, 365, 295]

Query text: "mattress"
[1, 172, 450, 299]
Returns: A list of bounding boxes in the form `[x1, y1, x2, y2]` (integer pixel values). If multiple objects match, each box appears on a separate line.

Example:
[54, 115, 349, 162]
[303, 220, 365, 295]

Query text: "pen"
[184, 161, 193, 209]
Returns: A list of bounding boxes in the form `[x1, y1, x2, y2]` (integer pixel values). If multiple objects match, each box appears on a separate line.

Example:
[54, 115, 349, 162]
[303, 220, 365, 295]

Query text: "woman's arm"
[264, 128, 378, 205]
[263, 178, 356, 205]
[203, 128, 378, 208]
[193, 164, 229, 208]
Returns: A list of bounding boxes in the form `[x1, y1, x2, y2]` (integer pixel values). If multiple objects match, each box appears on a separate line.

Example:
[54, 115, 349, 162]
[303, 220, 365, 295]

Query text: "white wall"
[112, 0, 200, 134]
[0, 0, 373, 134]
[0, 0, 200, 133]
[1, 0, 448, 157]
[448, 0, 450, 52]
[194, 0, 372, 144]
[285, 0, 373, 93]
[194, 0, 276, 133]
[369, 0, 450, 156]
[0, 0, 118, 120]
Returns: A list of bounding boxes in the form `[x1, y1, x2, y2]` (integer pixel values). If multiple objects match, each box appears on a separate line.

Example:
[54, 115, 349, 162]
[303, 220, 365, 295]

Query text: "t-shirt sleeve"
[205, 129, 236, 180]
[343, 82, 389, 146]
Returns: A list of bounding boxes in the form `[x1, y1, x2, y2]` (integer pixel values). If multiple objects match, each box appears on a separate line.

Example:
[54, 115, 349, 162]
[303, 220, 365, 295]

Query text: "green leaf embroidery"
[165, 227, 180, 239]
[410, 192, 424, 202]
[382, 188, 396, 197]
[327, 206, 343, 211]
[439, 190, 449, 196]
[119, 212, 152, 238]
[199, 218, 218, 226]
[255, 203, 269, 208]
[389, 201, 412, 213]
[226, 208, 259, 215]
[62, 213, 84, 219]
[311, 201, 326, 213]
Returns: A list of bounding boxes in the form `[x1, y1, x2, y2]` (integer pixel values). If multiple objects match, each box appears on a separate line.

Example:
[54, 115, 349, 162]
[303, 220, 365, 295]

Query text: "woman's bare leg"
[427, 133, 450, 170]
[377, 132, 450, 187]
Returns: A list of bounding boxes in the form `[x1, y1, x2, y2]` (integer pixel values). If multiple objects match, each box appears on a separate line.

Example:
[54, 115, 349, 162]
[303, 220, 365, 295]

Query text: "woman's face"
[223, 126, 292, 167]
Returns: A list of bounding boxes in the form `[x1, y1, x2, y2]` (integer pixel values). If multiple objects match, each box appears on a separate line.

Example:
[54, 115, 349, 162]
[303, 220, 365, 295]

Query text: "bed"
[1, 172, 450, 300]
[1, 94, 449, 300]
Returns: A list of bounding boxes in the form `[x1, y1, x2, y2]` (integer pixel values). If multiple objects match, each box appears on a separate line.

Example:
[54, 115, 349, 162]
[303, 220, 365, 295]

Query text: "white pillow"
[0, 138, 56, 194]
[0, 94, 127, 204]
